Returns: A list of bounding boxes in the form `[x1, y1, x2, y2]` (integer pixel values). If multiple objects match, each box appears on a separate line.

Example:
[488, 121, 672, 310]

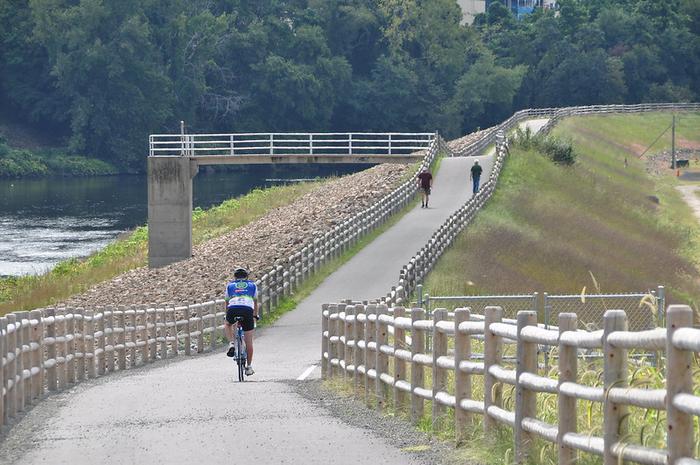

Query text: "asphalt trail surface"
[1, 122, 546, 464]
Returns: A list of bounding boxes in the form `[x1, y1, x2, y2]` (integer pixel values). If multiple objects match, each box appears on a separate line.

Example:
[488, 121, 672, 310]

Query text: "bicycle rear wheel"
[236, 337, 245, 382]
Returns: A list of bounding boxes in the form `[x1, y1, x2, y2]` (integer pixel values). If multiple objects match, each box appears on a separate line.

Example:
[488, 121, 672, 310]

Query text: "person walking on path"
[417, 168, 433, 208]
[470, 160, 482, 194]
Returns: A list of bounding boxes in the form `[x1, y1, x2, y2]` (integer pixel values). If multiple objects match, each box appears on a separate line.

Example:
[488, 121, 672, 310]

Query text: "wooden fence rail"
[322, 304, 700, 465]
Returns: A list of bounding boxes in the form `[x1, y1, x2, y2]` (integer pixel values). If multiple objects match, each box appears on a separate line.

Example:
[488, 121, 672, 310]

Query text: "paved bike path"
[1, 121, 546, 464]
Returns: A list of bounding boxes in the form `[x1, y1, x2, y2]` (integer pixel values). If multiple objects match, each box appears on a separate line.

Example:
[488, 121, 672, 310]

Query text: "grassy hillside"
[423, 112, 700, 307]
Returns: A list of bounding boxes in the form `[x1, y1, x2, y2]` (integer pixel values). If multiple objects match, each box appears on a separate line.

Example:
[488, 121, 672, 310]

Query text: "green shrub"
[513, 129, 577, 166]
[0, 148, 49, 177]
[539, 137, 577, 165]
[0, 138, 117, 178]
[43, 154, 117, 176]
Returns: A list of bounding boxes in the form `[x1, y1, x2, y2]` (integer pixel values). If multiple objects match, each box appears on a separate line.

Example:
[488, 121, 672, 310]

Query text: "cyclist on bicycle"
[224, 267, 258, 376]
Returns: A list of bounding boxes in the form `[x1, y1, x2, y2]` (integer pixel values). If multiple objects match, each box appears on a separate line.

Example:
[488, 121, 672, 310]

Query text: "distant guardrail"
[148, 132, 436, 159]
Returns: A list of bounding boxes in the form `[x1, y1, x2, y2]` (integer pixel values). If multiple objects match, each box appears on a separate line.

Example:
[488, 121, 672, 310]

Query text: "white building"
[457, 0, 486, 24]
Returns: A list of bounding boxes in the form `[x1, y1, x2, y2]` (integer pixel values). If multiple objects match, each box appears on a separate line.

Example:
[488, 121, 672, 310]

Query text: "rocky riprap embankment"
[62, 164, 410, 308]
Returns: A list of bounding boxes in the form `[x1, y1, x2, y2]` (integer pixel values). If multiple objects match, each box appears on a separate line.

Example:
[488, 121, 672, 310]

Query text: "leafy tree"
[30, 0, 175, 168]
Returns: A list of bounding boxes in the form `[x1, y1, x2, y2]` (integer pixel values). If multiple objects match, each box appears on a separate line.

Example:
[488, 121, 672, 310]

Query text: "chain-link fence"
[417, 285, 665, 331]
[544, 287, 664, 332]
[419, 290, 537, 320]
[418, 286, 666, 367]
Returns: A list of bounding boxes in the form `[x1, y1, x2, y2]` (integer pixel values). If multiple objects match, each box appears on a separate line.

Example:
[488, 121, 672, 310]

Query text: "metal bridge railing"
[148, 132, 436, 158]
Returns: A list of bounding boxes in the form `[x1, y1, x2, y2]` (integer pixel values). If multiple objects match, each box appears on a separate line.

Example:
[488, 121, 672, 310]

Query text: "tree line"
[0, 0, 697, 172]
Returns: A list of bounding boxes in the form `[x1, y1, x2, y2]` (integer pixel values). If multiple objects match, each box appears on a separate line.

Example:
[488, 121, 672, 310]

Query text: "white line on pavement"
[297, 365, 317, 381]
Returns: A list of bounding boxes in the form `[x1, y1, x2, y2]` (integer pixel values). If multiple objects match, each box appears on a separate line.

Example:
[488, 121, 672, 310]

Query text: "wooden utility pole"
[671, 114, 676, 169]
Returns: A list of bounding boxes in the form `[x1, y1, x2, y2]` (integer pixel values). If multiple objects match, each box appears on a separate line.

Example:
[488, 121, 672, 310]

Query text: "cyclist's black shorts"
[421, 186, 431, 196]
[226, 306, 255, 331]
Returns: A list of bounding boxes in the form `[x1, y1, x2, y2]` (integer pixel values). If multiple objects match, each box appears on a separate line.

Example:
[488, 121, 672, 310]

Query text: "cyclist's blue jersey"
[226, 279, 257, 310]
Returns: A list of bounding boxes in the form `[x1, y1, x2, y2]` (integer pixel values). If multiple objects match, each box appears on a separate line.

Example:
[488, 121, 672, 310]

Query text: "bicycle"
[230, 315, 259, 382]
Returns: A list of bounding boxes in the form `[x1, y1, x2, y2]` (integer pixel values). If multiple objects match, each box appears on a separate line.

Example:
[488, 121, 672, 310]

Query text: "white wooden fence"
[321, 303, 700, 465]
[0, 302, 229, 427]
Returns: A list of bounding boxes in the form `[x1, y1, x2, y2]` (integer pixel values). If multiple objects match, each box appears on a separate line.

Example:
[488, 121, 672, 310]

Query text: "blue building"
[484, 0, 554, 19]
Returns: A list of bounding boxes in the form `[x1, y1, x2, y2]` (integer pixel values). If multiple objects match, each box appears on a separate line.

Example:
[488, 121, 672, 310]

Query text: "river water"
[0, 164, 367, 277]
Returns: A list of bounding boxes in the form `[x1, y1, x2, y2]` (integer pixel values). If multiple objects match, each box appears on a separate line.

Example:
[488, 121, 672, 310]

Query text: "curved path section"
[1, 120, 544, 464]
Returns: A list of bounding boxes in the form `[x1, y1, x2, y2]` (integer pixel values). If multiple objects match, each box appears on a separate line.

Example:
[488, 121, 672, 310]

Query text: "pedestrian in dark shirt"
[470, 160, 482, 194]
[417, 169, 433, 208]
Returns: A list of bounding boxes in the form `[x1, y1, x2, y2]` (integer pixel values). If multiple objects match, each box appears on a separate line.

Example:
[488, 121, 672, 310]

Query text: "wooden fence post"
[332, 303, 346, 379]
[432, 308, 448, 430]
[65, 309, 76, 385]
[393, 307, 407, 413]
[183, 305, 192, 356]
[194, 304, 204, 354]
[116, 306, 126, 370]
[16, 312, 27, 411]
[56, 309, 67, 390]
[157, 306, 167, 357]
[454, 308, 472, 443]
[666, 305, 693, 464]
[45, 309, 57, 390]
[28, 310, 44, 406]
[411, 307, 426, 424]
[105, 306, 115, 372]
[344, 304, 354, 384]
[603, 310, 628, 465]
[364, 304, 377, 407]
[327, 304, 338, 379]
[353, 303, 364, 396]
[483, 306, 503, 437]
[128, 306, 138, 367]
[146, 306, 156, 362]
[167, 305, 178, 356]
[321, 304, 329, 379]
[515, 311, 538, 464]
[74, 308, 85, 382]
[85, 310, 96, 379]
[96, 307, 106, 376]
[557, 313, 578, 465]
[375, 304, 389, 411]
[0, 316, 5, 425]
[208, 303, 217, 352]
[6, 314, 17, 418]
[20, 311, 31, 409]
[30, 309, 44, 401]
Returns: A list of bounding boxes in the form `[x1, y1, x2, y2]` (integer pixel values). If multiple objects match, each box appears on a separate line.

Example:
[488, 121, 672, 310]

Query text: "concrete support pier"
[148, 157, 197, 268]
